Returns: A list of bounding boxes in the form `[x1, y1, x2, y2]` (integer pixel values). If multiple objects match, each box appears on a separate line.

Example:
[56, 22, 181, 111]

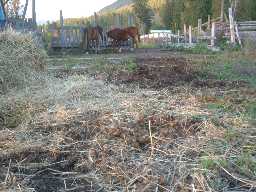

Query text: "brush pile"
[0, 75, 210, 191]
[0, 30, 47, 94]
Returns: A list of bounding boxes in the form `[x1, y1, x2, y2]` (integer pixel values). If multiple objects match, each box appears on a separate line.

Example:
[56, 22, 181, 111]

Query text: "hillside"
[100, 0, 133, 13]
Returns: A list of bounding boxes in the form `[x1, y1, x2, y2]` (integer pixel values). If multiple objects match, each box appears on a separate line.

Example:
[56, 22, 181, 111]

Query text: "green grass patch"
[201, 52, 256, 87]
[139, 42, 160, 49]
[167, 43, 216, 54]
[245, 101, 256, 120]
[89, 58, 138, 75]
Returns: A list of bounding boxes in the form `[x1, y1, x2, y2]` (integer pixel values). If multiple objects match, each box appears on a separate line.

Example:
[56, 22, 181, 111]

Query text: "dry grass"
[0, 41, 255, 191]
[1, 73, 255, 191]
[0, 76, 211, 191]
[0, 30, 47, 94]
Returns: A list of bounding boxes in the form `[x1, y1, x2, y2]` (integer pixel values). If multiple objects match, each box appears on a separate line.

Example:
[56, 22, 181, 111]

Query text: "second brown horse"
[107, 26, 140, 48]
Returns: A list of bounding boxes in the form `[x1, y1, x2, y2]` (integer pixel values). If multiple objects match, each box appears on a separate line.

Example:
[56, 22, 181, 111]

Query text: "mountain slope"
[100, 0, 133, 13]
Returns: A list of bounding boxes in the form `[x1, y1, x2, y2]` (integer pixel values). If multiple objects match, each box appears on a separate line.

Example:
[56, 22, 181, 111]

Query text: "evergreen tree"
[236, 0, 256, 21]
[133, 0, 153, 33]
[198, 0, 212, 23]
[170, 0, 184, 31]
[159, 0, 173, 29]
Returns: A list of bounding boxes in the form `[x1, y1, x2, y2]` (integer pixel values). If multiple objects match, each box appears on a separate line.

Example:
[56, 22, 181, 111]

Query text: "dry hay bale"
[0, 30, 47, 93]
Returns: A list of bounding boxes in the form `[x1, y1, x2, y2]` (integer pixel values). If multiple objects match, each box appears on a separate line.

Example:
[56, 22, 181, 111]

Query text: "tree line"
[4, 0, 256, 34]
[135, 0, 256, 33]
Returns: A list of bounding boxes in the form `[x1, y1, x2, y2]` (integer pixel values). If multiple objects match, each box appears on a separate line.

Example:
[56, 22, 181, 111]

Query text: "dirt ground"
[0, 49, 256, 192]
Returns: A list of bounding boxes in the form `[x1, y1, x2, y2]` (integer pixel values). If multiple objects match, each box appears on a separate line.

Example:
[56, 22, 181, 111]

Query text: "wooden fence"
[8, 18, 35, 31]
[47, 10, 134, 50]
[141, 30, 183, 47]
[141, 8, 256, 48]
[46, 7, 256, 50]
[49, 25, 84, 48]
[238, 21, 256, 31]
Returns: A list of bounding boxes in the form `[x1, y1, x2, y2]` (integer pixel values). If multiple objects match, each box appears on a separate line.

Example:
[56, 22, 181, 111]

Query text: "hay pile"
[0, 30, 47, 94]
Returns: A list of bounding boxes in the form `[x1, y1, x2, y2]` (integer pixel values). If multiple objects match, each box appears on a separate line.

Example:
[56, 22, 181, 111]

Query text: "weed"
[224, 129, 240, 142]
[191, 114, 209, 122]
[245, 101, 256, 120]
[189, 43, 214, 54]
[1, 100, 32, 128]
[218, 37, 241, 51]
[167, 43, 216, 54]
[202, 52, 256, 87]
[123, 59, 137, 72]
[201, 157, 216, 170]
[207, 103, 227, 113]
[89, 57, 137, 75]
[64, 63, 76, 71]
[139, 42, 159, 49]
[235, 153, 256, 177]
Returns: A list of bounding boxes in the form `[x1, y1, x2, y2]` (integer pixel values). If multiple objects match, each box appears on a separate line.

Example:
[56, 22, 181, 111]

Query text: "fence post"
[60, 10, 65, 48]
[208, 15, 211, 30]
[184, 24, 187, 43]
[32, 0, 36, 28]
[158, 33, 160, 45]
[211, 22, 215, 47]
[177, 30, 180, 44]
[189, 25, 192, 44]
[60, 10, 64, 28]
[128, 14, 131, 27]
[229, 8, 236, 44]
[198, 18, 202, 35]
[94, 12, 98, 26]
[235, 22, 242, 46]
[221, 0, 225, 22]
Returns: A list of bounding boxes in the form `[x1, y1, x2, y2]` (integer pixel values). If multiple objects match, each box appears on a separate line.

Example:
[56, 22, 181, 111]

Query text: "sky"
[23, 0, 116, 23]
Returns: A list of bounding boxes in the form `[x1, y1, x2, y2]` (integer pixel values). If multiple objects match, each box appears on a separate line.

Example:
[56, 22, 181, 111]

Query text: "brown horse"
[86, 25, 104, 50]
[107, 28, 129, 47]
[123, 26, 140, 48]
[107, 26, 140, 48]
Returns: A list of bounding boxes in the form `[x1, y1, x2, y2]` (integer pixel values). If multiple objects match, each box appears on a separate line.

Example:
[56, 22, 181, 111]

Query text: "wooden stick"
[189, 25, 192, 44]
[220, 0, 225, 22]
[4, 159, 12, 184]
[184, 24, 187, 43]
[229, 8, 236, 44]
[177, 30, 180, 44]
[60, 10, 64, 28]
[148, 121, 154, 157]
[208, 15, 211, 29]
[198, 18, 202, 35]
[235, 22, 242, 46]
[211, 22, 215, 47]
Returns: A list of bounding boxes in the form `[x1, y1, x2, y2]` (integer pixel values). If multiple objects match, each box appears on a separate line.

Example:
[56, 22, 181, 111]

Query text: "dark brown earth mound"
[115, 56, 194, 88]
